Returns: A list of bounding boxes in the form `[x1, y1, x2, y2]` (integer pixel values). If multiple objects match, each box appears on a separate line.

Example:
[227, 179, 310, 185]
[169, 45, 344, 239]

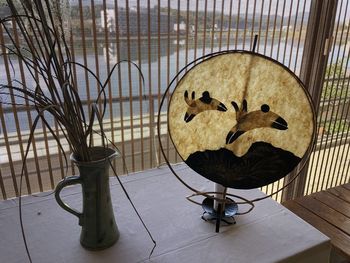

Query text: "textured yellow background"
[168, 53, 314, 160]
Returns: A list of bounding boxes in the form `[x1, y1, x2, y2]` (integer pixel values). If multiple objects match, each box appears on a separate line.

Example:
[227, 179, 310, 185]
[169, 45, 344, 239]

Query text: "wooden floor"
[283, 183, 350, 261]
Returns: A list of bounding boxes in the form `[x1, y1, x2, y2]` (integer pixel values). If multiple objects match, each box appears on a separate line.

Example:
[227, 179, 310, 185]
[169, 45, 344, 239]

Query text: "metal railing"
[0, 0, 349, 202]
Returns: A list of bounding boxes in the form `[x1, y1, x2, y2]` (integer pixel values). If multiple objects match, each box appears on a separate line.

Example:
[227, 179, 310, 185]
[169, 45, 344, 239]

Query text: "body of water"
[0, 36, 347, 134]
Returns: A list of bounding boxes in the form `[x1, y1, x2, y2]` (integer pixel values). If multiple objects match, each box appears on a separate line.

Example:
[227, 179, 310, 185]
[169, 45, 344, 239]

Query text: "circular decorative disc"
[168, 51, 315, 189]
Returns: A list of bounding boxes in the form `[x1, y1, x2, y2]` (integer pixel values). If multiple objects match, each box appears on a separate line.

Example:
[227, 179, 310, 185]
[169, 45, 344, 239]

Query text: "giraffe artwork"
[168, 51, 315, 189]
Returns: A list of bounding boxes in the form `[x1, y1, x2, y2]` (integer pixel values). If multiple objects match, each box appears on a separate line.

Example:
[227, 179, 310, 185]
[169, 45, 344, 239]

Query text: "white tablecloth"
[0, 164, 330, 263]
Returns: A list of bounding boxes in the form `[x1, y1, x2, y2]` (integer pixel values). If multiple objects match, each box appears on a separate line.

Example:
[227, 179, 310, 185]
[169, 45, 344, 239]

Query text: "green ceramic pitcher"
[55, 147, 119, 250]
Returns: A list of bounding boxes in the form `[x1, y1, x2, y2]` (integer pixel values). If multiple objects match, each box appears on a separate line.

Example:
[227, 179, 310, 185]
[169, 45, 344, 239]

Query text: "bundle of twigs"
[0, 2, 154, 262]
[0, 0, 122, 163]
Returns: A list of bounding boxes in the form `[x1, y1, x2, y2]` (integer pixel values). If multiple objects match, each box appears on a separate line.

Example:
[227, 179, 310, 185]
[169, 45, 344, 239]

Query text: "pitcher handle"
[55, 176, 83, 226]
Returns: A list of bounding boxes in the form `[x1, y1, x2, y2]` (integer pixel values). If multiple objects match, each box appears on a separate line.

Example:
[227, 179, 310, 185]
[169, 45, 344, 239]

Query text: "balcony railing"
[0, 0, 349, 202]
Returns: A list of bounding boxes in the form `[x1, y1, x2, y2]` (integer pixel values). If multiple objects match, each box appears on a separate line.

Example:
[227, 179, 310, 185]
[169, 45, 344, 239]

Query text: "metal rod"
[252, 35, 258, 53]
[282, 0, 294, 65]
[114, 0, 127, 173]
[147, 0, 155, 167]
[249, 0, 257, 50]
[288, 0, 300, 69]
[293, 0, 308, 74]
[210, 0, 216, 53]
[90, 0, 102, 113]
[263, 0, 272, 55]
[276, 0, 287, 60]
[235, 0, 240, 49]
[202, 0, 208, 54]
[137, 0, 145, 170]
[218, 0, 225, 51]
[166, 0, 171, 161]
[242, 0, 249, 50]
[157, 0, 163, 165]
[125, 0, 136, 171]
[256, 0, 265, 53]
[226, 0, 233, 50]
[102, 0, 115, 151]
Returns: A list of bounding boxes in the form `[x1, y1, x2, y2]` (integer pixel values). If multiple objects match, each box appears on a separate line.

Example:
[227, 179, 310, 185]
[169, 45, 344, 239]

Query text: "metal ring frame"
[157, 50, 317, 212]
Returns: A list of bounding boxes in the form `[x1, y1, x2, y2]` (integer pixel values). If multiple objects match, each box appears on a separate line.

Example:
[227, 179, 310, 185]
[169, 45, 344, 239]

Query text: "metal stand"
[201, 184, 238, 232]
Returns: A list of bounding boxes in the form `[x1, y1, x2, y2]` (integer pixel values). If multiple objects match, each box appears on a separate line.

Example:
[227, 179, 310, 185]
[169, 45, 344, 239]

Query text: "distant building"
[100, 7, 174, 35]
[174, 21, 186, 32]
[282, 25, 293, 31]
[100, 9, 115, 33]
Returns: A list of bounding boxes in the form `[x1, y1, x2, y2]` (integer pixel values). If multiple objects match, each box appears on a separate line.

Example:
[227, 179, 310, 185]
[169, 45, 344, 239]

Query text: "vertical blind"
[0, 0, 348, 201]
[305, 0, 350, 195]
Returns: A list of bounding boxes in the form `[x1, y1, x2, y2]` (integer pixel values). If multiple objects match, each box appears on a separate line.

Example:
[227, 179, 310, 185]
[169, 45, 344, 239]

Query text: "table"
[0, 164, 330, 263]
[283, 183, 350, 262]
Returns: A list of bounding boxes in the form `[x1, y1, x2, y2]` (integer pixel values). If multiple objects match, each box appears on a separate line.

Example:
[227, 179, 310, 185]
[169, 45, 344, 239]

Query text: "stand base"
[201, 197, 238, 226]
